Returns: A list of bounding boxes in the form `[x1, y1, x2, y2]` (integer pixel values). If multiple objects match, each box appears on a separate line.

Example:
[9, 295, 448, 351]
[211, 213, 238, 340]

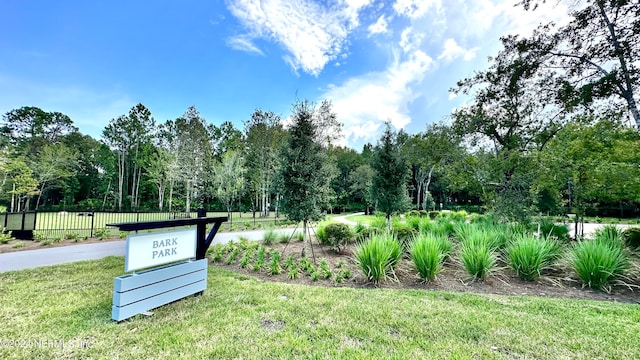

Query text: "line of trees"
[1, 0, 638, 222]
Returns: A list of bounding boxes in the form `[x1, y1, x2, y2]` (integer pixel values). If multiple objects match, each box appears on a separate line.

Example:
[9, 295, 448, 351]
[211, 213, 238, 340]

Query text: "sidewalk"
[0, 228, 295, 273]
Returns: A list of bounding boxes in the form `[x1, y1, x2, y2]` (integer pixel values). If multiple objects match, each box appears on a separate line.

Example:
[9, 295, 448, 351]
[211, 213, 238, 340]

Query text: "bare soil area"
[212, 240, 640, 305]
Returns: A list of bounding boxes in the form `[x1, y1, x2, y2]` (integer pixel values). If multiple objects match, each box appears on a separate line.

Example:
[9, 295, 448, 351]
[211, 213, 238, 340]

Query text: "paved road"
[332, 212, 364, 227]
[0, 228, 297, 273]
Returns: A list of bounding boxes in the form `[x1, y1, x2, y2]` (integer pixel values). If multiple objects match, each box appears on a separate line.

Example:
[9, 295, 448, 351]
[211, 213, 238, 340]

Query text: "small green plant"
[0, 228, 12, 244]
[41, 239, 53, 246]
[211, 244, 226, 262]
[64, 232, 80, 241]
[571, 240, 629, 290]
[239, 248, 255, 269]
[411, 234, 446, 281]
[459, 242, 496, 280]
[52, 236, 62, 244]
[277, 232, 290, 243]
[287, 265, 299, 279]
[538, 219, 570, 242]
[225, 246, 241, 265]
[294, 231, 304, 242]
[370, 216, 388, 230]
[11, 241, 25, 249]
[33, 232, 45, 242]
[506, 235, 560, 281]
[119, 231, 128, 239]
[353, 233, 402, 283]
[283, 255, 295, 270]
[310, 271, 320, 282]
[318, 260, 332, 279]
[94, 228, 110, 240]
[263, 229, 278, 245]
[253, 246, 266, 271]
[268, 249, 282, 275]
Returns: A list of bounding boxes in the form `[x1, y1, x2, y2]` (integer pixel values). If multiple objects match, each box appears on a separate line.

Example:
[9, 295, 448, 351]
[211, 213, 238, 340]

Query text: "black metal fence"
[1, 210, 291, 240]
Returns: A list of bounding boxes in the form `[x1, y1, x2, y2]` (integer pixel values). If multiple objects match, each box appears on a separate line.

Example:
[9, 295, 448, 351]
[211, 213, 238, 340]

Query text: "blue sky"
[0, 0, 571, 150]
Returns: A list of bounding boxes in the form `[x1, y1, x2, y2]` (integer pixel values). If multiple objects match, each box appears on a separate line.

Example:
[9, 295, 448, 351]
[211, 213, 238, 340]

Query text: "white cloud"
[226, 0, 372, 76]
[226, 35, 264, 55]
[438, 38, 479, 62]
[368, 15, 388, 35]
[321, 50, 433, 145]
[393, 0, 440, 19]
[399, 27, 424, 53]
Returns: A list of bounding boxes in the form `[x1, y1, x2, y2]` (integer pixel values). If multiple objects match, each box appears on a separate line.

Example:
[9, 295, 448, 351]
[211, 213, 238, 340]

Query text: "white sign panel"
[125, 229, 197, 272]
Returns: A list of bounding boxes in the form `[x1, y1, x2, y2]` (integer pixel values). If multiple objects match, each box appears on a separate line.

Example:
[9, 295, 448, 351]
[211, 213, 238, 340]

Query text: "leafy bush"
[355, 227, 380, 242]
[225, 246, 240, 265]
[392, 223, 417, 253]
[41, 239, 52, 246]
[460, 242, 496, 280]
[411, 234, 446, 281]
[64, 232, 80, 241]
[354, 233, 402, 283]
[570, 240, 629, 290]
[506, 235, 560, 281]
[239, 248, 255, 269]
[263, 229, 278, 245]
[320, 223, 353, 253]
[318, 260, 332, 279]
[428, 211, 440, 219]
[621, 227, 640, 249]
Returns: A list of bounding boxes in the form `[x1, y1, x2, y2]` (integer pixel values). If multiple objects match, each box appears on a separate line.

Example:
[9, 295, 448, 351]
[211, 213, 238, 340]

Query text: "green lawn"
[1, 258, 639, 359]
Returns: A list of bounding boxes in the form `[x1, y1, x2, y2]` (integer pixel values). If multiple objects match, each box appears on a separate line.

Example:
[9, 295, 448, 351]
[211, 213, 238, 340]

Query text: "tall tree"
[0, 107, 76, 155]
[371, 122, 410, 227]
[279, 100, 334, 257]
[174, 106, 213, 213]
[213, 151, 246, 219]
[30, 144, 77, 209]
[4, 158, 39, 212]
[244, 109, 285, 217]
[519, 0, 640, 130]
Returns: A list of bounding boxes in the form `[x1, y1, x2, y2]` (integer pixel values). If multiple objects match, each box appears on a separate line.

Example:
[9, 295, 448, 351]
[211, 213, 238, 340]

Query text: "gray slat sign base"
[112, 259, 207, 322]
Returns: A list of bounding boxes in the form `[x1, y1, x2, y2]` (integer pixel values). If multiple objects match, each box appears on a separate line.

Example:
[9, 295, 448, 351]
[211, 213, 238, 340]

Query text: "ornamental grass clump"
[459, 235, 497, 281]
[571, 240, 629, 290]
[354, 233, 402, 283]
[506, 235, 560, 281]
[594, 225, 624, 249]
[411, 234, 448, 281]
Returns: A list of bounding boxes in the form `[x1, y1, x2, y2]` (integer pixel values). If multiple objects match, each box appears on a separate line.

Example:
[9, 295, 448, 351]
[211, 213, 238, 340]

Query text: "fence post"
[90, 211, 95, 238]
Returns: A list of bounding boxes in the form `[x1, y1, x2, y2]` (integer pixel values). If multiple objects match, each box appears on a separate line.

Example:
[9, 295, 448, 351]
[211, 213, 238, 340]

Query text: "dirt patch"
[213, 240, 640, 305]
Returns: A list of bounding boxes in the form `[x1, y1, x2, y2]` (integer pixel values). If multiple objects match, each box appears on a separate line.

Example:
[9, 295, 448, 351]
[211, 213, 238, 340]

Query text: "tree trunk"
[185, 180, 191, 213]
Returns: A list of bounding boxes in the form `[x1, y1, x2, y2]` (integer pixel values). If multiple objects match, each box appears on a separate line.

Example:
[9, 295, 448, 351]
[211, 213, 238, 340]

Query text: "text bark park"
[152, 238, 179, 259]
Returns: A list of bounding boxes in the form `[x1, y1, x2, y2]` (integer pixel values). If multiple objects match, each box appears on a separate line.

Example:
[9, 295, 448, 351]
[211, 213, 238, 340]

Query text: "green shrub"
[355, 227, 380, 242]
[321, 223, 354, 253]
[263, 229, 278, 245]
[315, 223, 328, 244]
[570, 240, 629, 290]
[506, 235, 560, 281]
[64, 232, 80, 241]
[538, 219, 570, 242]
[392, 223, 417, 253]
[294, 231, 304, 242]
[287, 265, 299, 279]
[41, 239, 52, 246]
[354, 222, 367, 234]
[353, 233, 402, 283]
[406, 216, 421, 231]
[594, 225, 624, 248]
[460, 242, 496, 280]
[428, 211, 440, 219]
[370, 216, 388, 230]
[411, 234, 446, 281]
[622, 227, 640, 249]
[283, 255, 295, 270]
